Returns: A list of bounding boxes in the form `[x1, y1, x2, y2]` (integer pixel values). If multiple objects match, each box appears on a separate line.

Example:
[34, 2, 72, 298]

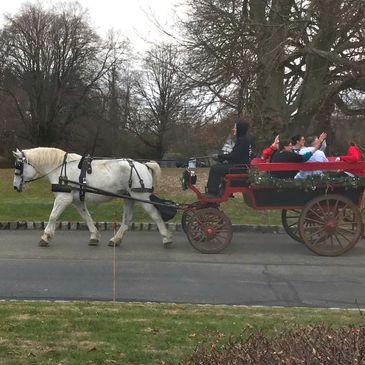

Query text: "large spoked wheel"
[182, 209, 195, 233]
[299, 194, 363, 256]
[187, 207, 233, 254]
[182, 203, 219, 233]
[281, 209, 303, 243]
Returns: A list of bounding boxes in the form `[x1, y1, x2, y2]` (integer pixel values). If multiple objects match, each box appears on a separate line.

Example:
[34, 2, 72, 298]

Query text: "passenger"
[338, 143, 361, 163]
[292, 134, 327, 154]
[205, 118, 255, 197]
[295, 135, 328, 179]
[270, 132, 327, 179]
[336, 143, 365, 176]
[291, 135, 305, 154]
[262, 135, 279, 161]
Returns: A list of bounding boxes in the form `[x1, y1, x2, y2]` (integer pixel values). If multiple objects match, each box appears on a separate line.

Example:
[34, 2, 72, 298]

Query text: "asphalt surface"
[1, 230, 365, 308]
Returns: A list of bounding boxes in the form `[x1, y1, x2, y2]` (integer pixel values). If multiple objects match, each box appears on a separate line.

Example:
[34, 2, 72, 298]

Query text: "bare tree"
[180, 0, 365, 144]
[0, 2, 125, 146]
[127, 44, 200, 159]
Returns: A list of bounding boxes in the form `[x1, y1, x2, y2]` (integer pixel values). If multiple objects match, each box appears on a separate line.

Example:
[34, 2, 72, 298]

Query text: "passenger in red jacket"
[337, 143, 365, 176]
[262, 135, 279, 161]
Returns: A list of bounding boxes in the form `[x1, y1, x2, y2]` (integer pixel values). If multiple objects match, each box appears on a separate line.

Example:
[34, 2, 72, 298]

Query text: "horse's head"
[12, 149, 38, 192]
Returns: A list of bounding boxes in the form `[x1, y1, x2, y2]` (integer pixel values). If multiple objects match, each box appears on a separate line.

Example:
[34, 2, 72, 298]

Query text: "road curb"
[0, 221, 284, 233]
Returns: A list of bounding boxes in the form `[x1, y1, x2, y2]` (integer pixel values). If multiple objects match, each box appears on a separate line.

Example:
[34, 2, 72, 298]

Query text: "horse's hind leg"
[139, 201, 173, 248]
[108, 200, 134, 247]
[73, 201, 101, 246]
[40, 194, 73, 247]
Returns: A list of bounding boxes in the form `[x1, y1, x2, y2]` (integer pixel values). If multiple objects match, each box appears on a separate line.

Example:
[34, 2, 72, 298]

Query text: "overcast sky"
[0, 0, 182, 51]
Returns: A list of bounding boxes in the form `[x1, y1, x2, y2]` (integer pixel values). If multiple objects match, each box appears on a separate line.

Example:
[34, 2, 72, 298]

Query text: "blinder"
[13, 151, 38, 185]
[14, 159, 24, 176]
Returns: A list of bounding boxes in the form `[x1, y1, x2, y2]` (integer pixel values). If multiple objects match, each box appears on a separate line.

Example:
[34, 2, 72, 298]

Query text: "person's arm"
[309, 132, 327, 154]
[319, 139, 326, 152]
[262, 147, 274, 160]
[300, 152, 313, 162]
[261, 135, 279, 161]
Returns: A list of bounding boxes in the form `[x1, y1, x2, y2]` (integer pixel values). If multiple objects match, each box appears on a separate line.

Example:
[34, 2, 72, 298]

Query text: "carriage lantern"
[188, 158, 196, 169]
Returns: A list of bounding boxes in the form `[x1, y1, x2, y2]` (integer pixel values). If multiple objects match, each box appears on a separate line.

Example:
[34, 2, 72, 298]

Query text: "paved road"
[1, 230, 365, 308]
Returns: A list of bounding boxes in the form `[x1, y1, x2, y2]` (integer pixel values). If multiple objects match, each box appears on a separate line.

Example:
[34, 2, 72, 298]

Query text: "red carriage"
[182, 158, 365, 256]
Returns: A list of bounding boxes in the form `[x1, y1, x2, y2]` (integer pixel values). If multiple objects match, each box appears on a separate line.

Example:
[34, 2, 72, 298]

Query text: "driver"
[205, 118, 255, 198]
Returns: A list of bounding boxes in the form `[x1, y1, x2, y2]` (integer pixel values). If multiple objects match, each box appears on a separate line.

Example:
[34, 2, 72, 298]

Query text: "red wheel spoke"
[333, 199, 339, 213]
[334, 229, 352, 243]
[303, 217, 325, 225]
[326, 199, 330, 213]
[333, 233, 344, 248]
[336, 226, 357, 235]
[310, 233, 326, 245]
[308, 208, 324, 220]
[330, 235, 334, 249]
[305, 226, 326, 239]
[315, 202, 326, 216]
[338, 219, 357, 225]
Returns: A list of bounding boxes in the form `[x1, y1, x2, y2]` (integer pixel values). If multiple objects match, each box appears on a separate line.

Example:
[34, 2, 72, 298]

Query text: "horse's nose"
[14, 186, 20, 192]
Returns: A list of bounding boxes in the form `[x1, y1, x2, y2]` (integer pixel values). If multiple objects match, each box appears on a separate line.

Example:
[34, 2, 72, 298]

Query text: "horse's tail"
[145, 161, 161, 187]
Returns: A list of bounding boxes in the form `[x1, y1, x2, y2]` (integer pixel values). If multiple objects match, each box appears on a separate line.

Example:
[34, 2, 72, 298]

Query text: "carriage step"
[51, 184, 72, 193]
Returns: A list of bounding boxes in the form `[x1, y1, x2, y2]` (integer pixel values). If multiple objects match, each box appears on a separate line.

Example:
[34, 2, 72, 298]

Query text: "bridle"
[14, 150, 59, 187]
[14, 151, 40, 186]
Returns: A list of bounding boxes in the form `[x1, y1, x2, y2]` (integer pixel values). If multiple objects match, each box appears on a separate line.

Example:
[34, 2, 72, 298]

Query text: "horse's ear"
[13, 149, 22, 158]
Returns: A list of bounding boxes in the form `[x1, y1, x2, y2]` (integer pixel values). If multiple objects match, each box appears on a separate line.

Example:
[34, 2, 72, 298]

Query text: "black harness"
[77, 155, 93, 201]
[55, 155, 153, 200]
[127, 159, 153, 193]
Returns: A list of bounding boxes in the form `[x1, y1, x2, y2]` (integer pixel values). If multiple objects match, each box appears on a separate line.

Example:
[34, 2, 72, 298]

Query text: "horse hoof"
[163, 241, 173, 248]
[89, 239, 99, 246]
[39, 239, 49, 247]
[108, 240, 119, 247]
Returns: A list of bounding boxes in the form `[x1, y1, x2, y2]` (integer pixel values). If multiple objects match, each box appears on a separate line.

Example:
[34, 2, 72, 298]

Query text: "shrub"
[181, 325, 365, 365]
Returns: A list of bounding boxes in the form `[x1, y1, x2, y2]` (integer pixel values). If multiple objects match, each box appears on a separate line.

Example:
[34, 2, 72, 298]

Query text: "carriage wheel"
[187, 207, 233, 253]
[299, 194, 362, 256]
[281, 209, 303, 243]
[182, 203, 219, 233]
[182, 209, 197, 233]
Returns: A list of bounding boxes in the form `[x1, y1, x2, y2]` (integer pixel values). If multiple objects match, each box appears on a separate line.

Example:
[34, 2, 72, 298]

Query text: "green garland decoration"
[249, 170, 365, 192]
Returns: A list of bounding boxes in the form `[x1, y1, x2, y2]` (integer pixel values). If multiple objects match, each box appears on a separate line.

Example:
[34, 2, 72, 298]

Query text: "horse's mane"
[24, 147, 68, 169]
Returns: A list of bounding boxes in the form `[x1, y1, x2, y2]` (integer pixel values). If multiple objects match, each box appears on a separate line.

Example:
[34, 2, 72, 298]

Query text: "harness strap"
[59, 153, 68, 184]
[127, 159, 153, 193]
[78, 154, 93, 201]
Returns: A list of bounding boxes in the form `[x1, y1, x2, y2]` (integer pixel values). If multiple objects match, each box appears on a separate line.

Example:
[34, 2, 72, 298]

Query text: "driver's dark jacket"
[217, 134, 255, 165]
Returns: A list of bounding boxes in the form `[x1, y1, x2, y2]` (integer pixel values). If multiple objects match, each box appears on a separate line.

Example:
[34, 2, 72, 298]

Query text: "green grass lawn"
[0, 168, 281, 225]
[0, 301, 364, 365]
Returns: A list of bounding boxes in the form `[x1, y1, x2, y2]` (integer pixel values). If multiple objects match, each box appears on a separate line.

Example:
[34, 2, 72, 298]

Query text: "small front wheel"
[187, 208, 233, 253]
[182, 209, 196, 233]
[182, 203, 218, 233]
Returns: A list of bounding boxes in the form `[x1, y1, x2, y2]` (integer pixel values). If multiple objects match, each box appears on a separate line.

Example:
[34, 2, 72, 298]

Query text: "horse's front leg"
[139, 201, 173, 248]
[40, 193, 73, 247]
[109, 200, 135, 247]
[73, 201, 101, 246]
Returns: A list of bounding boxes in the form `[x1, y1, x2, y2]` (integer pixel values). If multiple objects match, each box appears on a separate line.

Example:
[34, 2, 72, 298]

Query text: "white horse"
[12, 147, 173, 247]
